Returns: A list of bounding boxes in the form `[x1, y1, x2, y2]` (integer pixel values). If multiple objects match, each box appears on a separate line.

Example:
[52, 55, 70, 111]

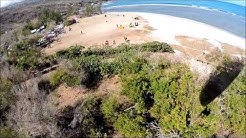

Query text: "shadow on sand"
[200, 60, 244, 106]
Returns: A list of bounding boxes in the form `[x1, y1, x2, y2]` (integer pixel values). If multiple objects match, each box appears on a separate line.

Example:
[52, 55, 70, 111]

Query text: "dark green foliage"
[140, 41, 174, 53]
[22, 9, 63, 35]
[72, 55, 103, 87]
[38, 9, 63, 24]
[80, 98, 107, 137]
[8, 36, 42, 70]
[22, 21, 35, 36]
[55, 42, 174, 60]
[114, 113, 149, 138]
[0, 126, 24, 138]
[56, 45, 85, 59]
[223, 68, 246, 136]
[0, 79, 14, 111]
[101, 96, 119, 123]
[99, 61, 121, 77]
[85, 4, 94, 16]
[119, 61, 223, 137]
[50, 69, 80, 87]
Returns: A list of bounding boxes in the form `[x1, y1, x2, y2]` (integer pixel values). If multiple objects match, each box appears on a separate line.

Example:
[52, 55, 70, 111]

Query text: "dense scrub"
[0, 39, 245, 137]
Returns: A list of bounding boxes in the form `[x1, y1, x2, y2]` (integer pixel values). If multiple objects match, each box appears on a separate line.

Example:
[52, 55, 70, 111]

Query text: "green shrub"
[9, 36, 42, 70]
[85, 4, 94, 16]
[140, 41, 174, 53]
[50, 69, 80, 87]
[100, 61, 121, 77]
[114, 113, 149, 138]
[56, 45, 84, 59]
[80, 98, 106, 137]
[0, 126, 24, 138]
[72, 56, 103, 87]
[0, 79, 14, 111]
[101, 96, 119, 123]
[38, 9, 63, 24]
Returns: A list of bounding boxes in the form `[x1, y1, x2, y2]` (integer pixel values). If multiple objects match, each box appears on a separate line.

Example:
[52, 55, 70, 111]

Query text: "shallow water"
[102, 0, 246, 38]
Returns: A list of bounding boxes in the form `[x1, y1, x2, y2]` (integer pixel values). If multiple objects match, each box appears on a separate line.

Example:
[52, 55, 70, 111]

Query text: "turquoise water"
[103, 0, 245, 17]
[102, 0, 246, 37]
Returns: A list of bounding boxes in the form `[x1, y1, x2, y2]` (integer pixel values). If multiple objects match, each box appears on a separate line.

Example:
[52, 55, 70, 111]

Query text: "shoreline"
[44, 12, 244, 57]
[126, 12, 245, 49]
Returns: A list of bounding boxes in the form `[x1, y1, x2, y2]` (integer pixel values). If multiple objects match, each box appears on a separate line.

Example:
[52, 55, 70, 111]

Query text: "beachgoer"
[113, 40, 116, 45]
[124, 36, 128, 41]
[81, 31, 83, 34]
[105, 15, 107, 17]
[123, 15, 125, 17]
[69, 27, 72, 31]
[105, 40, 109, 46]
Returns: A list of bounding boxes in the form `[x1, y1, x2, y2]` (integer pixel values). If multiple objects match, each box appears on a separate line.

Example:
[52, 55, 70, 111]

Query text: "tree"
[101, 96, 119, 123]
[114, 113, 149, 138]
[0, 79, 14, 111]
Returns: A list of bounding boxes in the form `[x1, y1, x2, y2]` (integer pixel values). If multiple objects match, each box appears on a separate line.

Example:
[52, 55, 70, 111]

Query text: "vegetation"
[101, 96, 119, 123]
[0, 35, 245, 137]
[0, 79, 14, 111]
[50, 69, 80, 87]
[0, 126, 24, 138]
[79, 98, 107, 137]
[22, 9, 63, 36]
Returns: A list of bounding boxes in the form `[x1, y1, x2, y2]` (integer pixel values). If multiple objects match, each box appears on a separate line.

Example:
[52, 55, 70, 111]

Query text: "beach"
[136, 12, 245, 48]
[44, 12, 245, 58]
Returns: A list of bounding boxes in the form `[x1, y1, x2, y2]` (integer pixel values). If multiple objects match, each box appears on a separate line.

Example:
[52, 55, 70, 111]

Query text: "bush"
[50, 69, 80, 87]
[0, 126, 24, 138]
[140, 41, 174, 53]
[101, 96, 119, 123]
[9, 36, 43, 70]
[0, 79, 14, 111]
[56, 45, 84, 59]
[114, 113, 149, 138]
[80, 98, 107, 137]
[72, 56, 103, 87]
[38, 9, 63, 24]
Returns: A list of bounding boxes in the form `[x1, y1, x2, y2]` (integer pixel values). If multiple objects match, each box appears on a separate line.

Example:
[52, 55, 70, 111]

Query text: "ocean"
[102, 0, 246, 38]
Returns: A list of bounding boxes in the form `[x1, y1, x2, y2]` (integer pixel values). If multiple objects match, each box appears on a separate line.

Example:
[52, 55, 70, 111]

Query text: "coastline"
[130, 12, 245, 49]
[103, 4, 245, 38]
[44, 12, 244, 57]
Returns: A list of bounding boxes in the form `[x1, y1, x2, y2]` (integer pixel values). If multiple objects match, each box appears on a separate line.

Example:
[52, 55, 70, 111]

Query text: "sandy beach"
[137, 12, 245, 49]
[44, 12, 245, 58]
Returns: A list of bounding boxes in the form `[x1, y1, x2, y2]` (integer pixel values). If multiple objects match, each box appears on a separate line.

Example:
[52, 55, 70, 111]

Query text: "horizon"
[0, 0, 245, 8]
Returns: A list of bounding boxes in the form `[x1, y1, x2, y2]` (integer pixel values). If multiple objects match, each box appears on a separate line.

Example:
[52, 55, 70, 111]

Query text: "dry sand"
[43, 12, 245, 59]
[137, 12, 245, 49]
[44, 12, 152, 55]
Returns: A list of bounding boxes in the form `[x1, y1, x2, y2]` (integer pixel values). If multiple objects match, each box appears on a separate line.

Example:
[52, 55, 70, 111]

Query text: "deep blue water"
[102, 0, 246, 37]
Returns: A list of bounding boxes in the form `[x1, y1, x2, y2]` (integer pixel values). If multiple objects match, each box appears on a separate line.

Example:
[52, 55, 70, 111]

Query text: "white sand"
[131, 12, 245, 49]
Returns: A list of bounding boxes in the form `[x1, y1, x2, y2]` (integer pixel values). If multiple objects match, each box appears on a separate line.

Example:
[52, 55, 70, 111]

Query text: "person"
[123, 14, 125, 17]
[113, 40, 116, 45]
[116, 24, 118, 28]
[104, 15, 107, 17]
[124, 36, 128, 41]
[81, 31, 83, 34]
[105, 40, 109, 46]
[69, 27, 72, 31]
